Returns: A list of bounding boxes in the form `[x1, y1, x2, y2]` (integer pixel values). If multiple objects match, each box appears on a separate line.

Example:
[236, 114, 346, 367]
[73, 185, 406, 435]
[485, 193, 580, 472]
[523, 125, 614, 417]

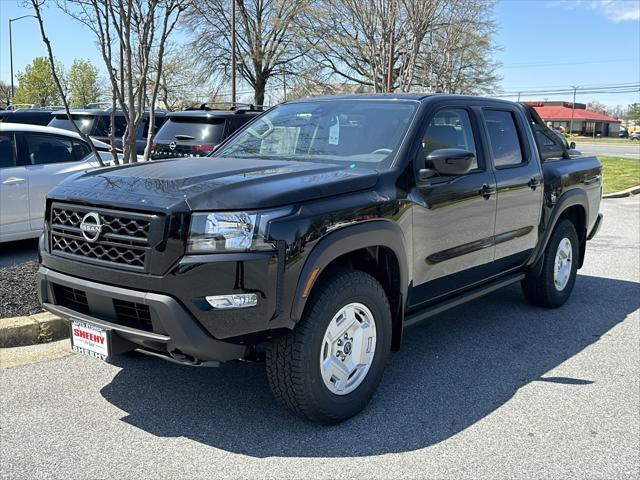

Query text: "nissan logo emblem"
[79, 212, 102, 243]
[169, 141, 177, 151]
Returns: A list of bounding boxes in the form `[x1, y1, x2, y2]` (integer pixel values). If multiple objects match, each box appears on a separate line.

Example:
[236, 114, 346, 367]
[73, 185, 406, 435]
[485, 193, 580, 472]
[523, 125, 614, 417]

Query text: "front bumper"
[39, 248, 282, 340]
[38, 267, 249, 364]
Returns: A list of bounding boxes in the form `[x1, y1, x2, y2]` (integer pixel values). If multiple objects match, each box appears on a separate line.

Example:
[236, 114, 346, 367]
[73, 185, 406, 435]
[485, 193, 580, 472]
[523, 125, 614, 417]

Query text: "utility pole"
[517, 92, 521, 102]
[386, 31, 394, 93]
[231, 0, 237, 103]
[9, 15, 36, 102]
[570, 85, 578, 135]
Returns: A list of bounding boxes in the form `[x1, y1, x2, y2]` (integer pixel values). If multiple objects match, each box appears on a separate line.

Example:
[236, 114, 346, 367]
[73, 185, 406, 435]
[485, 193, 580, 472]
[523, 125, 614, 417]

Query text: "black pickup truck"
[37, 94, 603, 424]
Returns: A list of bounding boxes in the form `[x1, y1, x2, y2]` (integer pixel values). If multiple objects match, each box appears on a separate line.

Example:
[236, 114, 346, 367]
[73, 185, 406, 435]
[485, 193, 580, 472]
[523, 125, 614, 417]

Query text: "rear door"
[410, 105, 498, 306]
[482, 107, 543, 268]
[20, 132, 94, 230]
[0, 131, 30, 239]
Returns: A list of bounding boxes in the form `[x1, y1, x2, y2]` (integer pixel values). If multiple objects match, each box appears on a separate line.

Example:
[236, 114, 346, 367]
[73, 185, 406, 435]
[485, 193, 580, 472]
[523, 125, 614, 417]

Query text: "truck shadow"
[101, 274, 639, 457]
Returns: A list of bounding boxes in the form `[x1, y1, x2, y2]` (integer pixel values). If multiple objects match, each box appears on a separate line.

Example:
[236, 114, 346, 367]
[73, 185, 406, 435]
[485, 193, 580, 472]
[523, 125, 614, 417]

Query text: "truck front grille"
[52, 284, 89, 314]
[113, 299, 153, 332]
[51, 283, 154, 333]
[49, 203, 161, 272]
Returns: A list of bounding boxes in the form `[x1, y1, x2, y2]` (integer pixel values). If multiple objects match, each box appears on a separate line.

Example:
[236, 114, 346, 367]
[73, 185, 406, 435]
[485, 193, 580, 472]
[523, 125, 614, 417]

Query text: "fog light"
[205, 294, 258, 309]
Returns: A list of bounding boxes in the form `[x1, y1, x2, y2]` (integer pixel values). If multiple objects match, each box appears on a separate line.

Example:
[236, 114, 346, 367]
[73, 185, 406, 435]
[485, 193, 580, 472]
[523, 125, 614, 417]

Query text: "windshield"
[215, 100, 417, 168]
[155, 117, 226, 143]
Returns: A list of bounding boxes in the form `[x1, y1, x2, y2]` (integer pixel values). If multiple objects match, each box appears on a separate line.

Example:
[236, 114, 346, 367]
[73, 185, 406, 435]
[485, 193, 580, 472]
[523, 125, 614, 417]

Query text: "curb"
[0, 312, 68, 348]
[603, 185, 640, 199]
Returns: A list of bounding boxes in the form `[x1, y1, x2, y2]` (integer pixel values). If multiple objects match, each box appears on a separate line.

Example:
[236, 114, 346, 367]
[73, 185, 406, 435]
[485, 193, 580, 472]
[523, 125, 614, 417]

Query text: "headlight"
[187, 209, 291, 253]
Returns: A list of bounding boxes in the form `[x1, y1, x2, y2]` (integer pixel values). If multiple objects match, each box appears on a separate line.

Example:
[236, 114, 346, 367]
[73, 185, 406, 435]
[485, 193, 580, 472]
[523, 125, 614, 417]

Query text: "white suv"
[0, 123, 112, 242]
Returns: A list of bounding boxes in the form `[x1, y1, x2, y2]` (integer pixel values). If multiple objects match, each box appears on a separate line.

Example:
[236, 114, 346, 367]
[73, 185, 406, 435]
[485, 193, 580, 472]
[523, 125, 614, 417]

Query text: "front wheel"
[522, 219, 579, 308]
[266, 269, 391, 424]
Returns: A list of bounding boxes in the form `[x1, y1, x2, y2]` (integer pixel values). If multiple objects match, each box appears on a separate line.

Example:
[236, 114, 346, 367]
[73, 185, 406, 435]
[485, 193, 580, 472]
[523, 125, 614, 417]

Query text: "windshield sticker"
[329, 117, 340, 145]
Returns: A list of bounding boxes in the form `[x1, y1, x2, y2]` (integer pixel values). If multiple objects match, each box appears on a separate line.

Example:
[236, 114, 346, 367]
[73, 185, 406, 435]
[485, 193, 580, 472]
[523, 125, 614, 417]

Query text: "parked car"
[151, 103, 262, 159]
[48, 108, 167, 155]
[0, 123, 112, 242]
[37, 94, 602, 424]
[619, 129, 629, 138]
[0, 107, 60, 126]
[630, 132, 640, 141]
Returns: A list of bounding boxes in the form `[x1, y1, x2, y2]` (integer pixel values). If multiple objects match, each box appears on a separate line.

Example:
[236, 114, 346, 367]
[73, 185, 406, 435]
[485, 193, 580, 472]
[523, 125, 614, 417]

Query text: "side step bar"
[404, 272, 525, 327]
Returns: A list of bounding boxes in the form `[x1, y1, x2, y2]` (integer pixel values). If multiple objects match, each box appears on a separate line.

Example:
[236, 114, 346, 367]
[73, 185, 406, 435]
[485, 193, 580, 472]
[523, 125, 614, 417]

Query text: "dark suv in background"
[0, 107, 60, 126]
[49, 108, 167, 154]
[151, 103, 262, 159]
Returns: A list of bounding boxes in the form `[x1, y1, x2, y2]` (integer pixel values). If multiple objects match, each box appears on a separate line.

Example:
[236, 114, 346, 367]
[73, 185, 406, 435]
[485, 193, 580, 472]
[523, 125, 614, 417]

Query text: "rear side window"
[422, 108, 478, 170]
[25, 133, 79, 165]
[0, 133, 17, 168]
[227, 116, 255, 136]
[155, 117, 226, 143]
[70, 140, 92, 160]
[484, 110, 523, 167]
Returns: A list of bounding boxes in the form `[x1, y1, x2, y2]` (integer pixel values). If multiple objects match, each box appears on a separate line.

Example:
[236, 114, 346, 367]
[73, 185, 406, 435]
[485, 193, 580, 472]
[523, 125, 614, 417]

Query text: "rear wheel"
[522, 219, 579, 308]
[266, 269, 392, 424]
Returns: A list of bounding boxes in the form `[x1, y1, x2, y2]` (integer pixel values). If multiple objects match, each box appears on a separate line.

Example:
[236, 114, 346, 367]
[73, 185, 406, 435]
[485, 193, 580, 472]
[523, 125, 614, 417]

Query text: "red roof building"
[527, 101, 621, 137]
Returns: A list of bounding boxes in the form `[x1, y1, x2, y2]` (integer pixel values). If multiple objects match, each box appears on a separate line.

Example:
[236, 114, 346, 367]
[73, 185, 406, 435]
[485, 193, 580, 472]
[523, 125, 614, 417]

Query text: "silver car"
[0, 123, 113, 242]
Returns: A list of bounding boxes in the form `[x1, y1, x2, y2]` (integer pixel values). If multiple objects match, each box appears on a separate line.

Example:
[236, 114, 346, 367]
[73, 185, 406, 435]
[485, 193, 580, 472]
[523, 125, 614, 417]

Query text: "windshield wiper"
[175, 134, 195, 141]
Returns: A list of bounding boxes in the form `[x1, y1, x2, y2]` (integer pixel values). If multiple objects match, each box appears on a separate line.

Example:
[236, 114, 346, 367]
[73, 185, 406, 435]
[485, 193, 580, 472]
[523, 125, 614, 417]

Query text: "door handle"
[2, 177, 25, 186]
[528, 177, 541, 190]
[584, 174, 601, 186]
[479, 184, 496, 199]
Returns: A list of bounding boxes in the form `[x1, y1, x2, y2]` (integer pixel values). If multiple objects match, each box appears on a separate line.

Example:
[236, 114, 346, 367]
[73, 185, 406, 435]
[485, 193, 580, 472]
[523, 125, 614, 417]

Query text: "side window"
[0, 133, 17, 168]
[422, 108, 478, 170]
[227, 117, 248, 136]
[71, 140, 92, 161]
[484, 110, 523, 167]
[25, 134, 75, 165]
[105, 116, 127, 137]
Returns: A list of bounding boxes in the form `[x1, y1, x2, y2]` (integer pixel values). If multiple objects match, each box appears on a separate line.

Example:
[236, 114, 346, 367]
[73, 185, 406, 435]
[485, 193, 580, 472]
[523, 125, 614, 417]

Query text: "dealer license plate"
[70, 320, 110, 360]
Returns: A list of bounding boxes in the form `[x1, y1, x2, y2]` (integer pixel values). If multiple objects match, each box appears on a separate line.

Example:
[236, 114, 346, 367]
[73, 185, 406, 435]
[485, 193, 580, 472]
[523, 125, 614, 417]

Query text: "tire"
[522, 219, 579, 308]
[266, 269, 392, 424]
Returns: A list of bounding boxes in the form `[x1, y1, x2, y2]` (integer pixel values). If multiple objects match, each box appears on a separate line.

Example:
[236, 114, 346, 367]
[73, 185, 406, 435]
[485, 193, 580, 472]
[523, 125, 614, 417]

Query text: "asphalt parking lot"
[0, 239, 38, 268]
[1, 197, 638, 479]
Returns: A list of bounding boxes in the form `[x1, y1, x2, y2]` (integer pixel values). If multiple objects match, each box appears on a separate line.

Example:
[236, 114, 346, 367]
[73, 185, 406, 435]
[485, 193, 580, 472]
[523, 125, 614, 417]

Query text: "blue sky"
[1, 0, 639, 106]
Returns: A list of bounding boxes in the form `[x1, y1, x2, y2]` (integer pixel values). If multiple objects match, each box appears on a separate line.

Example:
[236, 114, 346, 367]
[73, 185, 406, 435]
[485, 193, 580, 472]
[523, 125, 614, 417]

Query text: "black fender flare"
[290, 220, 409, 325]
[527, 188, 589, 275]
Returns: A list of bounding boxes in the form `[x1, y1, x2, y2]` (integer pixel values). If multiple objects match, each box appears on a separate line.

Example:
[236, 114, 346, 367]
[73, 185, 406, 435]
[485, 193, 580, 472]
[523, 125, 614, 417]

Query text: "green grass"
[599, 156, 640, 194]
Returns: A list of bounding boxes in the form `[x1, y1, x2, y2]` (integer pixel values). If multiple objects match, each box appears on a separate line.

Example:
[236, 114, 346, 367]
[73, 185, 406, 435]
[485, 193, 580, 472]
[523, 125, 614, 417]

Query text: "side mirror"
[422, 148, 475, 177]
[569, 141, 576, 150]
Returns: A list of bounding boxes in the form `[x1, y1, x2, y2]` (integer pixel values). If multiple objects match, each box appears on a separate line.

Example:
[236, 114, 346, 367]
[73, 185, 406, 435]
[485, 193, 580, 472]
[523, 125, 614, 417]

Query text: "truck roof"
[285, 93, 520, 107]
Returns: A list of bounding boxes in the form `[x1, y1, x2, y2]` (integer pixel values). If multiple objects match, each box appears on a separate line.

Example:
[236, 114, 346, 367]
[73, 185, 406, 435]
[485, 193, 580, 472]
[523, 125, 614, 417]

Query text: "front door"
[0, 132, 30, 240]
[410, 107, 498, 307]
[21, 132, 93, 230]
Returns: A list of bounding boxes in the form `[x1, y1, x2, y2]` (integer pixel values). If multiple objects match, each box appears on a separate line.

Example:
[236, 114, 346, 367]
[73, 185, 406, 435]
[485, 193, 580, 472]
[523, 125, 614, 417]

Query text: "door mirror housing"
[569, 141, 576, 150]
[424, 148, 475, 176]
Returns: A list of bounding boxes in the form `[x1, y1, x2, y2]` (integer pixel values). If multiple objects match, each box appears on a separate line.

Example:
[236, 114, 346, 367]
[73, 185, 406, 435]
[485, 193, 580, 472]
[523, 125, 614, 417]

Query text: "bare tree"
[183, 0, 309, 106]
[149, 44, 215, 110]
[55, 0, 187, 163]
[28, 0, 105, 166]
[417, 0, 499, 94]
[303, 0, 499, 94]
[302, 0, 446, 92]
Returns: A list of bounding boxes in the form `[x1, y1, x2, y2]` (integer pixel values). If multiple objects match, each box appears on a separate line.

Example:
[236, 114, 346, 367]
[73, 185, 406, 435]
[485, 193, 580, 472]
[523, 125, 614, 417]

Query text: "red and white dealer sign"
[71, 320, 109, 360]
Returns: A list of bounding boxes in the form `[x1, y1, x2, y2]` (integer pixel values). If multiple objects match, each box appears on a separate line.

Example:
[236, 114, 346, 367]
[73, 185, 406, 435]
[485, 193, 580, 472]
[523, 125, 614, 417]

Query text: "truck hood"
[49, 156, 380, 212]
